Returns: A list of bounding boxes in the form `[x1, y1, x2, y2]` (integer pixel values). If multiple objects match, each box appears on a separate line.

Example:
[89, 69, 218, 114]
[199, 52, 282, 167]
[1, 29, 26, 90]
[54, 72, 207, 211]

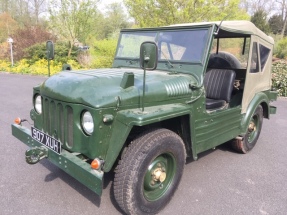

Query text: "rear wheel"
[113, 128, 186, 215]
[232, 105, 263, 153]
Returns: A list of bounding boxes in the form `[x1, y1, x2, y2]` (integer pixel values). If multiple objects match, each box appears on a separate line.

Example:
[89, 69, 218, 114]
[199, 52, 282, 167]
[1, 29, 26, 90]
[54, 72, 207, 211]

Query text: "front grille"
[42, 97, 74, 148]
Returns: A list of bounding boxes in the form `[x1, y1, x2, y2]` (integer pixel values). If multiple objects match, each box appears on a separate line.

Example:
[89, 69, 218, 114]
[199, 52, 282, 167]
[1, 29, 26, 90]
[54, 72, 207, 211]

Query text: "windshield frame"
[115, 26, 213, 65]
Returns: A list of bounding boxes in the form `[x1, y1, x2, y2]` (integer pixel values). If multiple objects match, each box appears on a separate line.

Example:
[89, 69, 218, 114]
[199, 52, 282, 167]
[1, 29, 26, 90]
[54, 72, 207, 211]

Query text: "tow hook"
[25, 146, 48, 164]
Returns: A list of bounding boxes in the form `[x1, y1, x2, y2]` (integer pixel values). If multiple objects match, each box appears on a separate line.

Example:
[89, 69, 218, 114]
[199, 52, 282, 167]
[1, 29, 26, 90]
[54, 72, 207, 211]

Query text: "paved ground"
[1, 72, 287, 215]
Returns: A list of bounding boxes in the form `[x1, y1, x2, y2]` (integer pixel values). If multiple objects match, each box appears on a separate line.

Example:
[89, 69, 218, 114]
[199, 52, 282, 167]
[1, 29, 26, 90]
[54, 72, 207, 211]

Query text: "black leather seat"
[203, 69, 236, 109]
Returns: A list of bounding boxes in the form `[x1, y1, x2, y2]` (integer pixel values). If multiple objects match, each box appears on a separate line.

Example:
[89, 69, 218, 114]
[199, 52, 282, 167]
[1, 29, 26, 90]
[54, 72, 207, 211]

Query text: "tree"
[27, 0, 47, 24]
[102, 2, 130, 38]
[11, 25, 55, 60]
[49, 0, 99, 57]
[250, 9, 270, 34]
[248, 0, 287, 36]
[240, 0, 275, 15]
[0, 12, 18, 42]
[275, 0, 287, 37]
[269, 14, 285, 35]
[124, 0, 249, 27]
[0, 0, 30, 26]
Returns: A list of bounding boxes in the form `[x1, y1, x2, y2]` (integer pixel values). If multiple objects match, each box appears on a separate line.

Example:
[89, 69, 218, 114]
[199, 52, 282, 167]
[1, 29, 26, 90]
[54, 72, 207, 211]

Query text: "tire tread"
[114, 128, 185, 215]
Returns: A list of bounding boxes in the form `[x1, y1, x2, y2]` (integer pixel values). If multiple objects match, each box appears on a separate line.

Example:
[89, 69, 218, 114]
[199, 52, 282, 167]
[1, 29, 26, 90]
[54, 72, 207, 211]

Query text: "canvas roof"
[171, 21, 274, 44]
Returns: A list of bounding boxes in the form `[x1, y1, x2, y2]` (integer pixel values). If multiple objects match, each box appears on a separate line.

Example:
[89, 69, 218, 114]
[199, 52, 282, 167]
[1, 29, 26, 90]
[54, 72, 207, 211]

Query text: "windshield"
[116, 29, 209, 63]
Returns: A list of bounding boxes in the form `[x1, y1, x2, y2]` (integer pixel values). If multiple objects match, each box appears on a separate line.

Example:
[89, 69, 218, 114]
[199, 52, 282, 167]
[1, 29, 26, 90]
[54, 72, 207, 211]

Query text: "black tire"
[113, 128, 186, 215]
[208, 51, 242, 69]
[232, 105, 263, 153]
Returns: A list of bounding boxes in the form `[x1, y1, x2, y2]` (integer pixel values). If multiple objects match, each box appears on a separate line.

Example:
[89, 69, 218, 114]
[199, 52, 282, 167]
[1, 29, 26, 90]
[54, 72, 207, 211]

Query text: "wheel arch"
[128, 114, 193, 156]
[103, 105, 193, 172]
[241, 92, 270, 134]
[260, 101, 269, 119]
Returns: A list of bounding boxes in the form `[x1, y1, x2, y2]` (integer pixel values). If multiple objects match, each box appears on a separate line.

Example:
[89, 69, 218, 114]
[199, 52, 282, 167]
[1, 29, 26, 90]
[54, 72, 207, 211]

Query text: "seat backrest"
[203, 69, 236, 103]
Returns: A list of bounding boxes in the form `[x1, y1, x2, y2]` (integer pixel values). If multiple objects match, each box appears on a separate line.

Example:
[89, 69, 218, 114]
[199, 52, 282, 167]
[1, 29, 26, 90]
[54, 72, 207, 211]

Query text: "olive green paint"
[120, 72, 134, 89]
[240, 91, 277, 134]
[140, 41, 158, 70]
[12, 21, 277, 196]
[103, 104, 191, 172]
[12, 124, 103, 195]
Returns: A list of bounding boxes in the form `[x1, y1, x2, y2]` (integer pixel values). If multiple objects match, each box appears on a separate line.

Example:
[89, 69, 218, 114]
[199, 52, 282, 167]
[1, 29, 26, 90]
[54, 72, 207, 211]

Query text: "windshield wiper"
[160, 50, 174, 68]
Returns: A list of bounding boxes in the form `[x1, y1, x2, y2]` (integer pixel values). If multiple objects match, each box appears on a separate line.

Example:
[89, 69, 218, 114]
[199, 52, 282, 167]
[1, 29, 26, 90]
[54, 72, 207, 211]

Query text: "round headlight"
[34, 95, 42, 114]
[82, 111, 94, 135]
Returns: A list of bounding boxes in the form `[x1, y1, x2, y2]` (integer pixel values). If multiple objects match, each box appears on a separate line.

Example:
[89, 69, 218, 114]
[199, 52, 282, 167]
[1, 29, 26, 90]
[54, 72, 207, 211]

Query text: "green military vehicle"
[12, 21, 277, 214]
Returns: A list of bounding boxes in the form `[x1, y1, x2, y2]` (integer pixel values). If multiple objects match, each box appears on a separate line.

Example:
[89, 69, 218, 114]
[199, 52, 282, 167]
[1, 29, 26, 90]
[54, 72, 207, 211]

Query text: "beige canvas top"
[171, 21, 274, 45]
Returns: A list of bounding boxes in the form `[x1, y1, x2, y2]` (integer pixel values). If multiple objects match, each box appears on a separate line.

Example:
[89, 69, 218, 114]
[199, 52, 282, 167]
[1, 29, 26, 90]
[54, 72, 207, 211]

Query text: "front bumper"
[12, 124, 103, 196]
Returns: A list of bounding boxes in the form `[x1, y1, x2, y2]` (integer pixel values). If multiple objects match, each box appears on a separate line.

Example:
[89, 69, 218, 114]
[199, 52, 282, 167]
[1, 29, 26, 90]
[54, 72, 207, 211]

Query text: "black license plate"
[31, 127, 61, 154]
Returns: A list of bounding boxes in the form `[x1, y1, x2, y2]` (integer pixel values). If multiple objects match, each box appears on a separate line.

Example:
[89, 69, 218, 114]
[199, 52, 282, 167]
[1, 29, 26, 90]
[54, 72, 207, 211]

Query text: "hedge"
[272, 60, 287, 97]
[0, 59, 80, 76]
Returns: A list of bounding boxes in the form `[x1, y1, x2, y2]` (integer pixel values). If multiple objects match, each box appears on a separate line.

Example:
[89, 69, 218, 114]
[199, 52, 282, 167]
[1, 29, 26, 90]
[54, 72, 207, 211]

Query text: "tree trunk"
[68, 41, 73, 58]
[280, 0, 287, 37]
[281, 12, 287, 37]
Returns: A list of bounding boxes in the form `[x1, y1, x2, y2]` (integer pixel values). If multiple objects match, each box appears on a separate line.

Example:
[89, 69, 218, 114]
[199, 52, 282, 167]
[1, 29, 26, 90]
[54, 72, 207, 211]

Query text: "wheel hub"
[248, 121, 256, 132]
[152, 168, 167, 183]
[143, 152, 177, 201]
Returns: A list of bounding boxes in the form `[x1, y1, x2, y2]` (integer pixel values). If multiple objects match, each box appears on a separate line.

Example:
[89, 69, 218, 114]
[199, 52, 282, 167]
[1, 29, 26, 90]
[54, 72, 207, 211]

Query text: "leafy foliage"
[124, 0, 249, 27]
[274, 37, 287, 59]
[272, 61, 287, 96]
[0, 58, 81, 75]
[101, 3, 130, 39]
[11, 26, 55, 61]
[0, 41, 10, 60]
[269, 14, 285, 35]
[25, 42, 78, 64]
[0, 12, 18, 43]
[0, 0, 45, 26]
[250, 9, 270, 34]
[49, 0, 99, 57]
[0, 59, 11, 71]
[90, 39, 117, 68]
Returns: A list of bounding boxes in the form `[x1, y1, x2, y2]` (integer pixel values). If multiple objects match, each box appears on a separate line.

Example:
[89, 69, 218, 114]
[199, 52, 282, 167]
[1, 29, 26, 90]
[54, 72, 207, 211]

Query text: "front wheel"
[113, 128, 186, 215]
[232, 105, 263, 153]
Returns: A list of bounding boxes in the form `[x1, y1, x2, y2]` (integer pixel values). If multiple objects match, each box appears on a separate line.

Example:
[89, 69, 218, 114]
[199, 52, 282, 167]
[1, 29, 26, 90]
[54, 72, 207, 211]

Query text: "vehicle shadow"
[185, 141, 235, 164]
[217, 141, 238, 153]
[39, 160, 117, 209]
[109, 181, 126, 214]
[38, 142, 235, 213]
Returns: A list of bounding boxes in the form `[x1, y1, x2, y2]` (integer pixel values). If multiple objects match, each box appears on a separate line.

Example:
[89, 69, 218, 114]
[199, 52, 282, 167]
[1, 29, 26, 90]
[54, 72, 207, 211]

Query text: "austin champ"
[12, 21, 277, 214]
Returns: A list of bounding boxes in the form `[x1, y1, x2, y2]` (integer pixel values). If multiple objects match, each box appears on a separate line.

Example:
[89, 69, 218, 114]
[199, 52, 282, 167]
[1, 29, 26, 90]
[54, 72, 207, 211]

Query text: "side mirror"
[46, 40, 54, 60]
[140, 41, 158, 70]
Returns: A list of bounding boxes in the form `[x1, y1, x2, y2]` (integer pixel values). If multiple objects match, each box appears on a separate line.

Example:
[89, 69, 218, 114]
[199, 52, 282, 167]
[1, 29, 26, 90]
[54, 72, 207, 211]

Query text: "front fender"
[103, 104, 191, 172]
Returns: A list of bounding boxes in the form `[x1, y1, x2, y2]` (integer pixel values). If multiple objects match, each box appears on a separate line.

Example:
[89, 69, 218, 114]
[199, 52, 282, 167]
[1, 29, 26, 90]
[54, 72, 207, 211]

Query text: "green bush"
[274, 37, 287, 59]
[0, 58, 81, 75]
[90, 39, 117, 68]
[25, 42, 78, 64]
[272, 61, 287, 96]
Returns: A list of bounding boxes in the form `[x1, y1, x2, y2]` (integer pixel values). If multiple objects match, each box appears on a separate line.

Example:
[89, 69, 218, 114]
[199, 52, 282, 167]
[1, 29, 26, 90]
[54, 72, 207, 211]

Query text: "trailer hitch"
[25, 146, 48, 164]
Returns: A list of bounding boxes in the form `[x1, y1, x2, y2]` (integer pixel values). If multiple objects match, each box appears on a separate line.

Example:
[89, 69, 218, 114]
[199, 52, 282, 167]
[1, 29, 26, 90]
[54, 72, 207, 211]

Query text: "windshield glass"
[116, 29, 209, 63]
[116, 32, 157, 58]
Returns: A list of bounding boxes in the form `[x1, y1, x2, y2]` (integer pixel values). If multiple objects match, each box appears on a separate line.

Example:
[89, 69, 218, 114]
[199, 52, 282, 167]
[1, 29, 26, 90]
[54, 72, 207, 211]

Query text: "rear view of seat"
[203, 69, 236, 110]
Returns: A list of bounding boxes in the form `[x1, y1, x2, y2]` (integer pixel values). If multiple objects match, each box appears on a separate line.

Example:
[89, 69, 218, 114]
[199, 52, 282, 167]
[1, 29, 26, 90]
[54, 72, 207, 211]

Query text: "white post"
[7, 37, 13, 66]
